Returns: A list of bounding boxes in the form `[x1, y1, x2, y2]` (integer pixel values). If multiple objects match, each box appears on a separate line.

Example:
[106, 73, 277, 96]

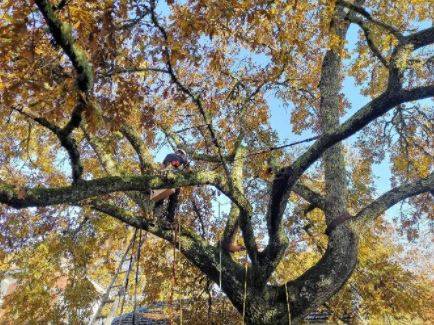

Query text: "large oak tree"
[0, 0, 433, 323]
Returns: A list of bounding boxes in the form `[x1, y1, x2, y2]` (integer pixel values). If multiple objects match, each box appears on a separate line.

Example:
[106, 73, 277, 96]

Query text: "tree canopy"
[0, 0, 433, 323]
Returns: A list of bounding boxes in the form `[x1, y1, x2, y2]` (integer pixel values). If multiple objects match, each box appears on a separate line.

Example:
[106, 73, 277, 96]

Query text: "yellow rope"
[285, 282, 291, 325]
[219, 241, 222, 289]
[218, 202, 222, 290]
[169, 228, 176, 325]
[178, 220, 183, 325]
[242, 250, 248, 324]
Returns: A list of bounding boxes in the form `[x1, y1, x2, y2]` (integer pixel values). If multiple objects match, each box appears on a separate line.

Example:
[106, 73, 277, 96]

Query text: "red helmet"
[171, 160, 181, 168]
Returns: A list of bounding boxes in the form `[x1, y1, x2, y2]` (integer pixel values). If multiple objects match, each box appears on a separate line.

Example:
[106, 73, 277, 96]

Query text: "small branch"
[337, 0, 402, 39]
[161, 125, 233, 163]
[12, 105, 84, 183]
[98, 67, 169, 78]
[347, 16, 389, 67]
[120, 125, 155, 173]
[149, 0, 232, 180]
[52, 0, 70, 11]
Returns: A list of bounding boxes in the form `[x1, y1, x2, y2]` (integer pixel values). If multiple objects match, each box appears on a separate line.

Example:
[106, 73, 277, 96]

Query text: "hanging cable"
[243, 135, 319, 158]
[219, 244, 222, 289]
[208, 135, 319, 173]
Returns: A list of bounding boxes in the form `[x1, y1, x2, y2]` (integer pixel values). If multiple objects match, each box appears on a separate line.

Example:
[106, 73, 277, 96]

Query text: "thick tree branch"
[89, 199, 149, 230]
[324, 173, 434, 235]
[0, 170, 222, 209]
[403, 26, 434, 50]
[221, 204, 241, 252]
[353, 172, 434, 225]
[221, 147, 259, 263]
[266, 84, 434, 248]
[34, 0, 95, 182]
[89, 199, 247, 305]
[35, 0, 93, 92]
[12, 105, 84, 183]
[222, 146, 245, 248]
[292, 183, 327, 211]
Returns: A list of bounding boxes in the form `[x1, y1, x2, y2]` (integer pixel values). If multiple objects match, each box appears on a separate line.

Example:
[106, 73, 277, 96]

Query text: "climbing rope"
[285, 282, 291, 325]
[218, 201, 222, 290]
[169, 226, 177, 324]
[120, 230, 138, 314]
[178, 219, 183, 325]
[242, 249, 248, 324]
[132, 229, 144, 324]
[219, 243, 222, 289]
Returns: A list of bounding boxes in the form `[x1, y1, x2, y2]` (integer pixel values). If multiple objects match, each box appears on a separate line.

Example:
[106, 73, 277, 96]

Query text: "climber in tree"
[151, 149, 189, 201]
[162, 149, 188, 169]
[152, 149, 189, 227]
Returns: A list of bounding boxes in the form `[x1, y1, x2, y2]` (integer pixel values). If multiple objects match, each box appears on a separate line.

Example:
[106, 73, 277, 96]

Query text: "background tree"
[0, 0, 433, 323]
